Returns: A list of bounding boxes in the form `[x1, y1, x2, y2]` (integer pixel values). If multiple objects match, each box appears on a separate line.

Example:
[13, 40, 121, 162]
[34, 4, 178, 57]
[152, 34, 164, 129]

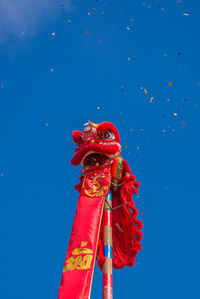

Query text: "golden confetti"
[168, 82, 172, 86]
[137, 147, 139, 150]
[88, 12, 91, 15]
[144, 89, 147, 94]
[150, 97, 154, 103]
[173, 113, 178, 116]
[51, 69, 54, 72]
[163, 130, 166, 133]
[183, 13, 189, 16]
[125, 146, 128, 149]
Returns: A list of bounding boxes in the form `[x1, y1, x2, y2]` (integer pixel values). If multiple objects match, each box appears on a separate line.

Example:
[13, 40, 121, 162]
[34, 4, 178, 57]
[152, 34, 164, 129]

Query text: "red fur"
[71, 143, 120, 166]
[132, 188, 139, 194]
[97, 122, 120, 142]
[72, 130, 82, 143]
[134, 181, 140, 188]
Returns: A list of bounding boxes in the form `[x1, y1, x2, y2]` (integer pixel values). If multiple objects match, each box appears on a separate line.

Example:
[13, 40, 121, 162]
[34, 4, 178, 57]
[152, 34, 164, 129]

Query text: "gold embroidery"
[72, 241, 93, 255]
[82, 170, 111, 197]
[84, 185, 109, 197]
[77, 255, 93, 270]
[63, 241, 93, 272]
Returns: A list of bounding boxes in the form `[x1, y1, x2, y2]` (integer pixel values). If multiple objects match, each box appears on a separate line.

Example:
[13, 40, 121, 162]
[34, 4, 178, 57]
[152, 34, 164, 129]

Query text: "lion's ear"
[72, 130, 82, 143]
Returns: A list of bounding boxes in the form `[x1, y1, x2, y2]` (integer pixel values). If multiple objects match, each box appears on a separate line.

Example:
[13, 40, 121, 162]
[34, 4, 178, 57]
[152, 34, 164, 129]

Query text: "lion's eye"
[103, 131, 115, 140]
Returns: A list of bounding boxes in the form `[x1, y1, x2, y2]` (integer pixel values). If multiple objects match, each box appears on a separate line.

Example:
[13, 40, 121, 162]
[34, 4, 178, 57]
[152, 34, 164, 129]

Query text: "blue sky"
[0, 0, 200, 298]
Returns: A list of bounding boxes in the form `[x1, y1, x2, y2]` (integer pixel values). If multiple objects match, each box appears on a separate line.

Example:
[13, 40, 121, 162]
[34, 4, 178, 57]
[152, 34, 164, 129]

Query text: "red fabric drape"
[58, 195, 104, 299]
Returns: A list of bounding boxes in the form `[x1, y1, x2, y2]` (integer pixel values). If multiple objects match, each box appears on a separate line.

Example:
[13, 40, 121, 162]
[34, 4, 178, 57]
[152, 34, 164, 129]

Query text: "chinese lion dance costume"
[58, 121, 143, 299]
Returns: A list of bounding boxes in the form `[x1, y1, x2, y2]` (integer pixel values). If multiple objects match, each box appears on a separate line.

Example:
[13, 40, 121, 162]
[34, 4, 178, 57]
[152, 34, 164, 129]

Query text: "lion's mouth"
[83, 153, 109, 167]
[71, 142, 121, 166]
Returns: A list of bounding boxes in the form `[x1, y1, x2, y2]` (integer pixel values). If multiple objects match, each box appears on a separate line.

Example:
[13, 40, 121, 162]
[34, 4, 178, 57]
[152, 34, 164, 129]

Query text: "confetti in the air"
[144, 89, 147, 94]
[168, 82, 172, 86]
[1, 83, 4, 88]
[150, 97, 154, 103]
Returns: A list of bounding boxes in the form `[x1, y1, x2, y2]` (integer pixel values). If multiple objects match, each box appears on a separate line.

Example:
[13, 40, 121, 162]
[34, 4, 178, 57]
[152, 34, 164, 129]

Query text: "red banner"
[58, 194, 105, 299]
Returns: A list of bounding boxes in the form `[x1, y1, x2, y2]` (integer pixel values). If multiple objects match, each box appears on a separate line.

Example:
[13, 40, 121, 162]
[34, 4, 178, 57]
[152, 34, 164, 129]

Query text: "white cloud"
[0, 0, 71, 44]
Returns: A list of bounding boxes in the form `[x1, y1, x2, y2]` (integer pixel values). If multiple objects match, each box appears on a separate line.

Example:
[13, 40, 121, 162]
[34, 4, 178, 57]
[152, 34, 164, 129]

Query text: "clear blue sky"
[0, 0, 200, 298]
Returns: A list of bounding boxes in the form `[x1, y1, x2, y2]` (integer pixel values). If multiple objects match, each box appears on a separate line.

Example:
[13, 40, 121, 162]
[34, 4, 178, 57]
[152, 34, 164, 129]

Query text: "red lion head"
[71, 121, 121, 166]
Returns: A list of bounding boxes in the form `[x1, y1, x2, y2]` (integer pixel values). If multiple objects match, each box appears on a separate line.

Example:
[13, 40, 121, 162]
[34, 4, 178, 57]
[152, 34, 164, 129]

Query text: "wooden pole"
[102, 192, 113, 299]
